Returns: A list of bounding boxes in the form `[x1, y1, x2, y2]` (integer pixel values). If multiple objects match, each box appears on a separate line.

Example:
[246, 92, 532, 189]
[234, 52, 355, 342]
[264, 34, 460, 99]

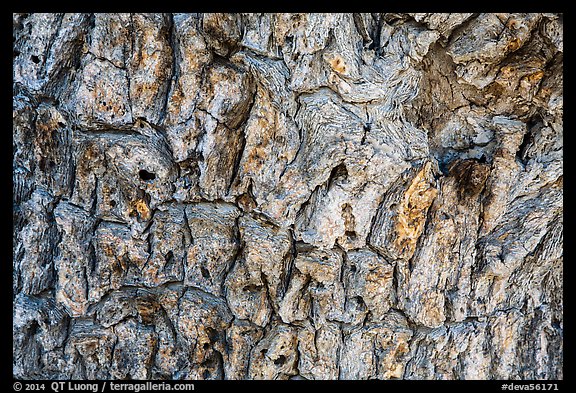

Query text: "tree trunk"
[13, 13, 563, 380]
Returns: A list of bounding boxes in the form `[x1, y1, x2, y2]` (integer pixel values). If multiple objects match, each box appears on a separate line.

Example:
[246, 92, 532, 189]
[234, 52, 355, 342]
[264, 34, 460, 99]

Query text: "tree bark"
[13, 13, 563, 380]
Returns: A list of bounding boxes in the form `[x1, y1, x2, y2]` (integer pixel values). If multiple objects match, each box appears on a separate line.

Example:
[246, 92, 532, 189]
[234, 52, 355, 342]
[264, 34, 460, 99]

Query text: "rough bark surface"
[13, 13, 563, 380]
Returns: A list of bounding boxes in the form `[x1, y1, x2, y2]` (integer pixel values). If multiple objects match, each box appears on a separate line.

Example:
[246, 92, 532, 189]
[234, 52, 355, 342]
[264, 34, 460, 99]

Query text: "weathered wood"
[13, 12, 563, 380]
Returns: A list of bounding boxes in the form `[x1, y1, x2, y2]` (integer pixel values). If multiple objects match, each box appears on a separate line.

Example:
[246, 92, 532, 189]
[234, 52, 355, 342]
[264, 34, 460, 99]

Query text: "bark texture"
[13, 13, 563, 380]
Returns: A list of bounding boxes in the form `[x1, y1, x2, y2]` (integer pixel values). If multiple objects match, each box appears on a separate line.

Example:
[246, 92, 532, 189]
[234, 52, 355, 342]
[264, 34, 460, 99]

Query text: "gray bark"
[13, 12, 563, 380]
